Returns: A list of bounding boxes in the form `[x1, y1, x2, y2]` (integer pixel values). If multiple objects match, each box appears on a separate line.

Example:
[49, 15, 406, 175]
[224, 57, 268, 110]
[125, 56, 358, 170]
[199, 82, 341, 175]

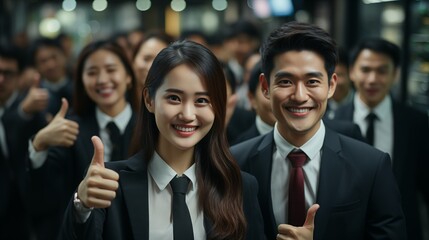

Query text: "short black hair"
[29, 37, 64, 65]
[222, 63, 237, 94]
[260, 21, 337, 83]
[349, 38, 400, 68]
[0, 43, 25, 72]
[224, 19, 261, 41]
[248, 61, 262, 95]
[337, 47, 349, 67]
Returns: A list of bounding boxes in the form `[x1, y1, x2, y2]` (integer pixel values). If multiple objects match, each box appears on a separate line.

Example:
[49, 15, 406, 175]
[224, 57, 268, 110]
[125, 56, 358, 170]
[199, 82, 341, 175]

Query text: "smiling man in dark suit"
[334, 38, 429, 240]
[231, 21, 407, 240]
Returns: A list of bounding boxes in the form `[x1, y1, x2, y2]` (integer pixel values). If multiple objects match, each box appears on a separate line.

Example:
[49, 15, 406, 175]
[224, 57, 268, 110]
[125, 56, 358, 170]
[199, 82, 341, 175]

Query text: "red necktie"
[288, 150, 307, 226]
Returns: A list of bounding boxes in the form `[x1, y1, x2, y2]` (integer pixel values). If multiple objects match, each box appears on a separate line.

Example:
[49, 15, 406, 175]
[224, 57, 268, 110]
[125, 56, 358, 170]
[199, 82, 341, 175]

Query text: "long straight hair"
[136, 40, 246, 239]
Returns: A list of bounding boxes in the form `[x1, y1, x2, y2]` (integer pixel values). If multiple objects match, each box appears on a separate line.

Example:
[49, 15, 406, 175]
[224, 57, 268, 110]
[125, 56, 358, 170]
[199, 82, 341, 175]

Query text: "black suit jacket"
[59, 152, 266, 240]
[334, 97, 429, 240]
[227, 107, 256, 144]
[0, 93, 46, 240]
[231, 129, 407, 240]
[233, 123, 260, 145]
[28, 111, 136, 240]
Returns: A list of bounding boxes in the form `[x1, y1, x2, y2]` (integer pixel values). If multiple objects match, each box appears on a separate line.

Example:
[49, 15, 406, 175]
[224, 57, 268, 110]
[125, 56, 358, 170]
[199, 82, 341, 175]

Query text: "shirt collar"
[255, 115, 274, 135]
[354, 94, 391, 121]
[41, 77, 68, 91]
[148, 151, 197, 191]
[96, 103, 132, 134]
[273, 121, 325, 161]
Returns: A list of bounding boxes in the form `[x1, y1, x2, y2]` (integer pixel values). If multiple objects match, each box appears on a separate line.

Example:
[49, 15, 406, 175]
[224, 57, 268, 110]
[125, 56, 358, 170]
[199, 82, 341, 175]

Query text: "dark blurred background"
[1, 0, 428, 114]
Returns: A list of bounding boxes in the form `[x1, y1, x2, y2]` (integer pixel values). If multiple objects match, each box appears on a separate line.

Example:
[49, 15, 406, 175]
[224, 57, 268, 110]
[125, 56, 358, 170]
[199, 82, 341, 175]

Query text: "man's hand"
[77, 136, 119, 208]
[20, 76, 49, 115]
[32, 98, 79, 151]
[277, 204, 320, 240]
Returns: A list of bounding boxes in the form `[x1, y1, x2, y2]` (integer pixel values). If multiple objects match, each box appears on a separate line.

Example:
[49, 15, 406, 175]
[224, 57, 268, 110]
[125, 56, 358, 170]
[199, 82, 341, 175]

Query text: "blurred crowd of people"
[0, 18, 428, 240]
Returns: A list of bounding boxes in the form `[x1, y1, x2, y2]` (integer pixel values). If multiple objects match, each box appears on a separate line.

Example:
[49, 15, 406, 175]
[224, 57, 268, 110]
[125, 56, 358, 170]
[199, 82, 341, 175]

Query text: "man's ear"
[328, 73, 337, 99]
[143, 88, 155, 113]
[260, 73, 270, 100]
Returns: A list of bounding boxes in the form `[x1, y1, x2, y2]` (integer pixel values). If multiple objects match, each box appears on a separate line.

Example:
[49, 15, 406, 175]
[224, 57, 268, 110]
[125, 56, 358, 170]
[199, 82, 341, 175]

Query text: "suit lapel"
[391, 102, 407, 180]
[79, 114, 100, 159]
[123, 112, 137, 159]
[335, 101, 355, 121]
[119, 154, 149, 240]
[314, 129, 344, 239]
[251, 134, 277, 237]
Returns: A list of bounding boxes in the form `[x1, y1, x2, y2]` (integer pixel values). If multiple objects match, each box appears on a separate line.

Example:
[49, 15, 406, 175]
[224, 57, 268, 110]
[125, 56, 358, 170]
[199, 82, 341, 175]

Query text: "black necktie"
[170, 176, 194, 240]
[288, 150, 307, 226]
[106, 121, 123, 161]
[365, 112, 378, 146]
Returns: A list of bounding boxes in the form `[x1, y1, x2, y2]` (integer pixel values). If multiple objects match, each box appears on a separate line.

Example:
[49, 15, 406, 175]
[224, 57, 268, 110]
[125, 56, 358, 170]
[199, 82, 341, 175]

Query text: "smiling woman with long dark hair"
[59, 40, 265, 240]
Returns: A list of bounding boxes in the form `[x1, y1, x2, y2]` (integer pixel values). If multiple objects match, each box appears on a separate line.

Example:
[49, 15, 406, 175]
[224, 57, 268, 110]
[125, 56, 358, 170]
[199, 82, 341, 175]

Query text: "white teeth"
[289, 108, 309, 113]
[174, 125, 196, 132]
[97, 88, 113, 94]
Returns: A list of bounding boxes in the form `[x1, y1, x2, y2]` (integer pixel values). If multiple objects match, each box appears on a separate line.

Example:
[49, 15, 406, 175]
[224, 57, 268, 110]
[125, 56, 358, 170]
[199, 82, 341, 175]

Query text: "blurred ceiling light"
[249, 0, 270, 18]
[62, 0, 76, 12]
[295, 10, 310, 23]
[93, 0, 108, 11]
[57, 10, 77, 28]
[362, 0, 398, 4]
[212, 0, 227, 11]
[171, 0, 186, 12]
[39, 18, 61, 38]
[382, 7, 404, 24]
[136, 0, 151, 11]
[202, 11, 219, 32]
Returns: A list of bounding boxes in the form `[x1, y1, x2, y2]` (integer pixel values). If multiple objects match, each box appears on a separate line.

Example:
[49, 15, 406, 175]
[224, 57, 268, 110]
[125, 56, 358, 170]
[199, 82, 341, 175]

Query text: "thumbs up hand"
[32, 98, 79, 151]
[20, 75, 49, 115]
[77, 136, 119, 208]
[276, 204, 319, 240]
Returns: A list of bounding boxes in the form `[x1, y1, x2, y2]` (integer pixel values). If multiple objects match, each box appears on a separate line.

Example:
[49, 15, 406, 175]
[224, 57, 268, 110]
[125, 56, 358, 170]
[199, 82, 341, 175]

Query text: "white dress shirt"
[353, 94, 393, 158]
[96, 104, 132, 162]
[255, 115, 274, 135]
[75, 151, 206, 240]
[147, 152, 205, 240]
[29, 103, 132, 168]
[271, 121, 324, 225]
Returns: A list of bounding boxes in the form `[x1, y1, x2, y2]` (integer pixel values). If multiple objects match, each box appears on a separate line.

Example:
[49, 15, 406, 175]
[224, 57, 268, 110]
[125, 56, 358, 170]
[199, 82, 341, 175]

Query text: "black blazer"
[231, 129, 407, 240]
[59, 152, 266, 240]
[334, 97, 429, 240]
[28, 110, 137, 240]
[233, 123, 260, 145]
[227, 107, 256, 144]
[0, 94, 46, 240]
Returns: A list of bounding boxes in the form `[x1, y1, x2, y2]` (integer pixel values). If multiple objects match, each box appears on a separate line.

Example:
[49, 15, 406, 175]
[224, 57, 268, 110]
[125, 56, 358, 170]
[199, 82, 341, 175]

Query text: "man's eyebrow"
[274, 71, 324, 79]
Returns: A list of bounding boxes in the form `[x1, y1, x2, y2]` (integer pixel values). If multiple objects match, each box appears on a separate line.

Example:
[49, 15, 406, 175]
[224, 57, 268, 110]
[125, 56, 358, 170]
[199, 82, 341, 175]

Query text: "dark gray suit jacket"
[231, 128, 407, 240]
[58, 152, 266, 240]
[334, 97, 429, 240]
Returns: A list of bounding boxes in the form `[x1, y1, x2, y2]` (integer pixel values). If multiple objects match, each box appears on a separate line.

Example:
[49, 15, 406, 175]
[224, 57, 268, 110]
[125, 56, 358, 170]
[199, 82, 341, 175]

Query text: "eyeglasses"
[0, 69, 18, 81]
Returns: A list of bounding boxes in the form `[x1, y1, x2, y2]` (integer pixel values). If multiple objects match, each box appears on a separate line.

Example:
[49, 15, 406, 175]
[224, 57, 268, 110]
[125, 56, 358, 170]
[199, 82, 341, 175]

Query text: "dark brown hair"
[135, 40, 246, 239]
[72, 40, 138, 116]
